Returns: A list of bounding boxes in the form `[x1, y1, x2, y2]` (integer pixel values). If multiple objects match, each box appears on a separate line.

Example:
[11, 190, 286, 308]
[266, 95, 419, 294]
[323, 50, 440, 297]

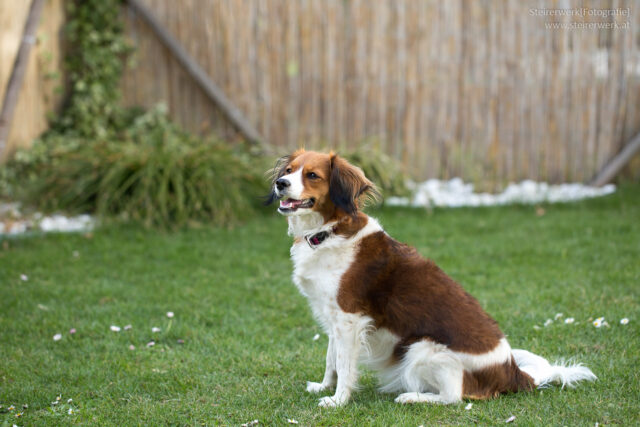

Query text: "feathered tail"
[512, 349, 597, 388]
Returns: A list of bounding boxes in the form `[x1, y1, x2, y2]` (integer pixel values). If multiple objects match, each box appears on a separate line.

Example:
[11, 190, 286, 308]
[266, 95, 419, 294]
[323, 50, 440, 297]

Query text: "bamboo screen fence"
[0, 0, 65, 162]
[2, 0, 638, 183]
[121, 0, 640, 183]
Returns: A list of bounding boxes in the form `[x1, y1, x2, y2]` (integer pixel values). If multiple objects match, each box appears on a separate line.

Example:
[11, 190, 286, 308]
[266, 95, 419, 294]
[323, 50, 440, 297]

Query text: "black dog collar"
[305, 230, 331, 249]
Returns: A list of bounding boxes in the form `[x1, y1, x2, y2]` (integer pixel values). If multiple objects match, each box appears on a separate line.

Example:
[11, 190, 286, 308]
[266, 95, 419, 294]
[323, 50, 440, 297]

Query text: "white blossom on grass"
[152, 327, 161, 333]
[53, 333, 62, 341]
[20, 274, 28, 281]
[554, 313, 563, 320]
[465, 403, 473, 410]
[166, 311, 174, 318]
[505, 415, 516, 423]
[146, 341, 155, 347]
[564, 317, 575, 324]
[124, 324, 132, 331]
[287, 419, 298, 424]
[110, 325, 121, 332]
[620, 318, 629, 325]
[593, 317, 604, 328]
[68, 408, 74, 415]
[544, 319, 553, 327]
[312, 334, 320, 341]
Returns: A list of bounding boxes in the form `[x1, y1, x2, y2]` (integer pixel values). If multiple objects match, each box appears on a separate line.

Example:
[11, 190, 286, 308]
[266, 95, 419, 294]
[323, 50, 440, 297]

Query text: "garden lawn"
[1, 183, 639, 426]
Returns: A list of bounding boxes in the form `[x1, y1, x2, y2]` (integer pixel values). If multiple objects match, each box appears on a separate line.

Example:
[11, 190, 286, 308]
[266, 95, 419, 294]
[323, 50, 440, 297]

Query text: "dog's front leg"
[307, 334, 336, 393]
[317, 316, 361, 407]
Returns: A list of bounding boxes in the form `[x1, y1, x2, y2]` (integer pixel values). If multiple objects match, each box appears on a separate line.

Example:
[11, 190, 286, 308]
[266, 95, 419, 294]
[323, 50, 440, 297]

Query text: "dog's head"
[265, 149, 377, 219]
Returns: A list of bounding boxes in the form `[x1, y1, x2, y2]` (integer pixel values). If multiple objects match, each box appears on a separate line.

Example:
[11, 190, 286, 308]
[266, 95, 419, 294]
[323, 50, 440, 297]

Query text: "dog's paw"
[395, 392, 452, 404]
[318, 395, 347, 408]
[306, 381, 327, 393]
[318, 396, 338, 408]
[395, 392, 427, 404]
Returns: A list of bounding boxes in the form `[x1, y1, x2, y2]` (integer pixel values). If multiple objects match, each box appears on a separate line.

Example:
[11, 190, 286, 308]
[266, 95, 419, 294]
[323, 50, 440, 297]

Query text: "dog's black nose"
[276, 178, 290, 192]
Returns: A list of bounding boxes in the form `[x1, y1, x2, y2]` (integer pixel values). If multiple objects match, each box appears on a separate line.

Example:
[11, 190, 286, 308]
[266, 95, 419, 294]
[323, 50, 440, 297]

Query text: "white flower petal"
[20, 274, 28, 281]
[110, 325, 121, 332]
[620, 318, 629, 325]
[124, 324, 132, 330]
[152, 327, 161, 333]
[312, 334, 320, 341]
[53, 333, 62, 341]
[554, 313, 563, 320]
[564, 317, 575, 324]
[465, 403, 473, 410]
[287, 419, 298, 424]
[166, 311, 174, 318]
[506, 415, 516, 423]
[544, 319, 553, 327]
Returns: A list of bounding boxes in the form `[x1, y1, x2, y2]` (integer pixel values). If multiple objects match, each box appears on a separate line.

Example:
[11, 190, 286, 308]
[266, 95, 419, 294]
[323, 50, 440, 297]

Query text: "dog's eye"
[285, 168, 292, 173]
[307, 172, 318, 179]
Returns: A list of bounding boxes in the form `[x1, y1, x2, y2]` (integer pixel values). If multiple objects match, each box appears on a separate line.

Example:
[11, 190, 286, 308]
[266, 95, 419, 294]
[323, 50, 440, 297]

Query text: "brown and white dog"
[266, 149, 596, 407]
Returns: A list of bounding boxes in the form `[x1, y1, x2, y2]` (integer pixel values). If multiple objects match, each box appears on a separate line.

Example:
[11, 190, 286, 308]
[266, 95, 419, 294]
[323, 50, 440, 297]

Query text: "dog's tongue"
[280, 198, 303, 209]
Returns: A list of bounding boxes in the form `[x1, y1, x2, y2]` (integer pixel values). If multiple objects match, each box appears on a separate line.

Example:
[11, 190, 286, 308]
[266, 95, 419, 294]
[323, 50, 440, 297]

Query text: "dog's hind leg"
[394, 340, 463, 405]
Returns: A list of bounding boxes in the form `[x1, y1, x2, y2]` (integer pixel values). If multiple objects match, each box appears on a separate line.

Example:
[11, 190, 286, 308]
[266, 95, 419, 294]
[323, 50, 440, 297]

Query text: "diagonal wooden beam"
[589, 133, 640, 187]
[0, 0, 45, 160]
[126, 0, 269, 151]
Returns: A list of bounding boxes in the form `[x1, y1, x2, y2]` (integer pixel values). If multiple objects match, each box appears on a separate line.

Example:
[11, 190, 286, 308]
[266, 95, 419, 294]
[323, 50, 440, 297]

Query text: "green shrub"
[343, 143, 410, 199]
[1, 1, 267, 229]
[7, 107, 264, 228]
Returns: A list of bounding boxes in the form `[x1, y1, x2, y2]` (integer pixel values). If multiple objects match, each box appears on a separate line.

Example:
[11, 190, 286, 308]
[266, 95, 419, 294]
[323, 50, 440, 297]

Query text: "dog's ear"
[329, 153, 377, 215]
[263, 149, 305, 205]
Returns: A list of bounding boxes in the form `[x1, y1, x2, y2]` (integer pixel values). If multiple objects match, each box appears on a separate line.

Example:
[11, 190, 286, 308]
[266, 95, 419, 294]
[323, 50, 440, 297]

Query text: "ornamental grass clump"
[8, 107, 264, 229]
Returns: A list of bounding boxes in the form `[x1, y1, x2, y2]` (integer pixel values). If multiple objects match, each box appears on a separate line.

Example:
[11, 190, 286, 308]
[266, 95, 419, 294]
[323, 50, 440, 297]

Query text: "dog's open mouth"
[278, 198, 315, 212]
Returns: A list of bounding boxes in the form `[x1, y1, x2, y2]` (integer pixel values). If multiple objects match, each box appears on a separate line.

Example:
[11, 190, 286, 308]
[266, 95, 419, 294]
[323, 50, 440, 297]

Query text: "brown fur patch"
[337, 231, 504, 355]
[462, 357, 535, 399]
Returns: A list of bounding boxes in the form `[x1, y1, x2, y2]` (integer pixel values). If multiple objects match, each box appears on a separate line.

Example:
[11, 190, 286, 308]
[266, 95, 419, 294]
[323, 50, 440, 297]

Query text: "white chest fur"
[289, 216, 382, 331]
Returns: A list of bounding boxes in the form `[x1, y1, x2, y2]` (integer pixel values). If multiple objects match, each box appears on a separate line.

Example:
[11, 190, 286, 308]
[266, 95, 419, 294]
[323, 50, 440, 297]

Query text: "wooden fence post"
[126, 0, 269, 152]
[589, 133, 640, 187]
[0, 0, 45, 160]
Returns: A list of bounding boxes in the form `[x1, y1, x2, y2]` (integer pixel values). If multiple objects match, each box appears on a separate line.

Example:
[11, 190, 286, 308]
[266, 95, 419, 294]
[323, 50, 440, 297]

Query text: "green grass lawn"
[1, 183, 639, 426]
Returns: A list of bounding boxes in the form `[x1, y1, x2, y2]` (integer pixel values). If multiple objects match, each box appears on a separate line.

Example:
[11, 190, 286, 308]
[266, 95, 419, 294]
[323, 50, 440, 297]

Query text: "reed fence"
[2, 0, 639, 184]
[121, 0, 640, 184]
